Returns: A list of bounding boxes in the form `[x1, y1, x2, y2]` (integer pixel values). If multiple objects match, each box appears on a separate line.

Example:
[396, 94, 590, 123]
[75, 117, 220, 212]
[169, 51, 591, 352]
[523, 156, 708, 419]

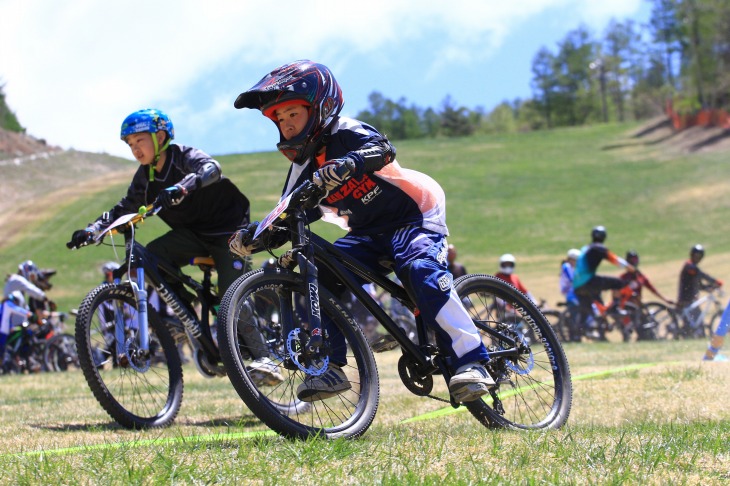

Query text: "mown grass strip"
[7, 361, 682, 457]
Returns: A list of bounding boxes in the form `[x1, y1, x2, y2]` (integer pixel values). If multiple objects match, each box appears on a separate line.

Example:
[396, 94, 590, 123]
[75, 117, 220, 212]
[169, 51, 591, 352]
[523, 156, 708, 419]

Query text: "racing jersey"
[573, 243, 627, 289]
[279, 117, 448, 236]
[677, 260, 719, 305]
[494, 272, 530, 294]
[91, 144, 249, 237]
[620, 271, 659, 304]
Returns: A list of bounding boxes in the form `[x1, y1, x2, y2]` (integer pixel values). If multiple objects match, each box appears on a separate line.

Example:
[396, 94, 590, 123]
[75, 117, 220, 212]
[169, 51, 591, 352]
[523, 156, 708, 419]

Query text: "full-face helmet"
[18, 260, 41, 281]
[591, 225, 607, 243]
[234, 60, 344, 164]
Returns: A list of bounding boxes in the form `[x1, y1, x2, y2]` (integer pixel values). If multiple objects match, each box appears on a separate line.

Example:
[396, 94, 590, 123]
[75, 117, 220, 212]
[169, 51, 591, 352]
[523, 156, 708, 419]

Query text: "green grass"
[0, 342, 728, 484]
[5, 121, 730, 312]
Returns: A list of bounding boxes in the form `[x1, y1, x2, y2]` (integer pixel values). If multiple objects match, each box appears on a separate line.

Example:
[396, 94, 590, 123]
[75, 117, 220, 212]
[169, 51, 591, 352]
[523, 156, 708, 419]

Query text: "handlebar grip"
[338, 158, 356, 178]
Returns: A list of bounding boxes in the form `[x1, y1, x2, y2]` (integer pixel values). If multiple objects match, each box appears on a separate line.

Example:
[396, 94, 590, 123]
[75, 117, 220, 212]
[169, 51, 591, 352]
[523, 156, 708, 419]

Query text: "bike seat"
[189, 257, 215, 271]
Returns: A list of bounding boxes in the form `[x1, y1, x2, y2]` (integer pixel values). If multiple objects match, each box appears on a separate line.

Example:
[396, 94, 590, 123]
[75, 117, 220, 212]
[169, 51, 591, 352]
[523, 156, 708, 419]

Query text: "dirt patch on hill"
[0, 127, 61, 159]
[620, 115, 730, 155]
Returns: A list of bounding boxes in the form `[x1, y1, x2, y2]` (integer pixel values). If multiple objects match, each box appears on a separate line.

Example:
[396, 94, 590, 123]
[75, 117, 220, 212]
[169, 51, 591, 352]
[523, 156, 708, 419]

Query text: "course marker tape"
[7, 360, 685, 457]
[400, 361, 681, 424]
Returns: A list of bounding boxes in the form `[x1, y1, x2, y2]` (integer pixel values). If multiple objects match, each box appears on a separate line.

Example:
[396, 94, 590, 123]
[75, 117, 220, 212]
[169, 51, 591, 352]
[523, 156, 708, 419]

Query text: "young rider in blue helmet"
[68, 109, 283, 385]
[229, 60, 494, 403]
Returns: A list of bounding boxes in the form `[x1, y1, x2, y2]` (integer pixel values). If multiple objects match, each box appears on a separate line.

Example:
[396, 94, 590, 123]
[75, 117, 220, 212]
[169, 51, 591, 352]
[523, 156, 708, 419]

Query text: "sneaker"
[296, 364, 352, 402]
[448, 362, 495, 403]
[704, 353, 729, 362]
[247, 357, 284, 386]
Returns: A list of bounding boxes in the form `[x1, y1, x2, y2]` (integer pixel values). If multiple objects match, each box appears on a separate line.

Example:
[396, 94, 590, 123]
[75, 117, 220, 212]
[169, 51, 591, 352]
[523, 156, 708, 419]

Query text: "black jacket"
[93, 144, 249, 237]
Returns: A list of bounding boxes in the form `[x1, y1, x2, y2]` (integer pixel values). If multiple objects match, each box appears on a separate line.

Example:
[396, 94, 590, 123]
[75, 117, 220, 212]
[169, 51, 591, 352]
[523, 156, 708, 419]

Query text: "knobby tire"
[75, 283, 184, 429]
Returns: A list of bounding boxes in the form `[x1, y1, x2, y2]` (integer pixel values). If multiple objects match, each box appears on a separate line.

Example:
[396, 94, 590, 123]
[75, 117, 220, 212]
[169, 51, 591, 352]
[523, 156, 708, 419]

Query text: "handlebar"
[66, 204, 158, 249]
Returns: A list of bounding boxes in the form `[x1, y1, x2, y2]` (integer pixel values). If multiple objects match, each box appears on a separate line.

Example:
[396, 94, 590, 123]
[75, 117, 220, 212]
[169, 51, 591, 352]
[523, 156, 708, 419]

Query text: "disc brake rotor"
[286, 328, 328, 375]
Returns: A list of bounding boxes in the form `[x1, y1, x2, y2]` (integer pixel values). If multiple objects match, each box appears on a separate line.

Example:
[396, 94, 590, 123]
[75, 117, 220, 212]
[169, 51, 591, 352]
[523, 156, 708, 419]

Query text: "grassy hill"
[2, 121, 730, 312]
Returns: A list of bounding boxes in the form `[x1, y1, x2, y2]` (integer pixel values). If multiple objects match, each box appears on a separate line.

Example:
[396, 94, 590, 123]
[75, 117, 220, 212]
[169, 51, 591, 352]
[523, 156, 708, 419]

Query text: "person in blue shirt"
[572, 226, 635, 340]
[559, 248, 581, 342]
[229, 60, 494, 403]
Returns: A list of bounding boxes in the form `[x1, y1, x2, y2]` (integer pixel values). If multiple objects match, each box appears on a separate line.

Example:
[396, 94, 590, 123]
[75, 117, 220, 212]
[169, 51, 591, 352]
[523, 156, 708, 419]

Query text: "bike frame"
[681, 288, 722, 330]
[117, 238, 220, 362]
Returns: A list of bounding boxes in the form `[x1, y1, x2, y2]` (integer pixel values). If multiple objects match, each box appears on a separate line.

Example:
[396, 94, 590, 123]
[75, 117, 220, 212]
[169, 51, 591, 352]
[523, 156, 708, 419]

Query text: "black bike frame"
[289, 211, 440, 374]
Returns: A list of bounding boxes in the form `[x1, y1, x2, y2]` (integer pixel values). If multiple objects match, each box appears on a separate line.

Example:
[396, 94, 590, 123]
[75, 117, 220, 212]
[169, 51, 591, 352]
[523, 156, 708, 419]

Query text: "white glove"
[228, 223, 259, 257]
[313, 160, 349, 192]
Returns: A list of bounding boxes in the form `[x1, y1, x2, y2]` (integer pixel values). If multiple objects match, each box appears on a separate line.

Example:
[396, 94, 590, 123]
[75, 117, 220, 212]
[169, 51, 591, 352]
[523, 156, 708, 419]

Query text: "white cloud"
[0, 0, 644, 157]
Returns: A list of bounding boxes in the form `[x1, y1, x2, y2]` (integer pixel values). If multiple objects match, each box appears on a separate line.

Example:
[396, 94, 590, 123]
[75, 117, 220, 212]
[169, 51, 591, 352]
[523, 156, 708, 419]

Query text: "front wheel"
[454, 274, 572, 430]
[75, 283, 184, 429]
[218, 269, 379, 440]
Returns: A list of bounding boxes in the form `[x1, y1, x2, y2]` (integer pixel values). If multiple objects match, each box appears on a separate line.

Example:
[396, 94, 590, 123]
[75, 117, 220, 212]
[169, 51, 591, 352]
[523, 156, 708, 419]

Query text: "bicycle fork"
[116, 267, 151, 371]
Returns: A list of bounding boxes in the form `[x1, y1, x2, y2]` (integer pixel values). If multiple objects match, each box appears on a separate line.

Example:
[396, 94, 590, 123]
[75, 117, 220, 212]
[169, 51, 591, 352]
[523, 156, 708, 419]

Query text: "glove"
[313, 160, 351, 192]
[67, 229, 94, 249]
[278, 249, 296, 269]
[229, 222, 260, 257]
[156, 185, 187, 210]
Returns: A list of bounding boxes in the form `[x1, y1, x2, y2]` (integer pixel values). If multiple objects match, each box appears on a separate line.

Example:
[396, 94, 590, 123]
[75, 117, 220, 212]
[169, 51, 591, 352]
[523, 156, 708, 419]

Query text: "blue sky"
[0, 0, 650, 159]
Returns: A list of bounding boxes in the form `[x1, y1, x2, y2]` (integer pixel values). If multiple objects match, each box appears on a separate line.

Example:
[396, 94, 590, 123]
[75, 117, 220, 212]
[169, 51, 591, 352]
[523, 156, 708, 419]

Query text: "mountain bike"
[42, 310, 79, 372]
[563, 286, 644, 342]
[677, 286, 724, 339]
[1, 309, 77, 374]
[67, 204, 307, 429]
[218, 170, 572, 440]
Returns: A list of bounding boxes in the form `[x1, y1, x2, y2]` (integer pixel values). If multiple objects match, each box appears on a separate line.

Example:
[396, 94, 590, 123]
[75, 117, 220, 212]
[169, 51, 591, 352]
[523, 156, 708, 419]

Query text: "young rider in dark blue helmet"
[230, 60, 494, 403]
[68, 109, 284, 385]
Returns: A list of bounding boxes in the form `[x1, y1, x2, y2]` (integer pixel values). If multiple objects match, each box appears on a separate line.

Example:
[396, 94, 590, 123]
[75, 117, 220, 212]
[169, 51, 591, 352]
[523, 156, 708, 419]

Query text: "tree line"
[357, 0, 730, 139]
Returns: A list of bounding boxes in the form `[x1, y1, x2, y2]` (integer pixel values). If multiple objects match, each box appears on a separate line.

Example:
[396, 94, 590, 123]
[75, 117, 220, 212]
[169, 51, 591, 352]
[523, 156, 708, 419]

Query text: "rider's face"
[125, 131, 164, 165]
[275, 104, 309, 140]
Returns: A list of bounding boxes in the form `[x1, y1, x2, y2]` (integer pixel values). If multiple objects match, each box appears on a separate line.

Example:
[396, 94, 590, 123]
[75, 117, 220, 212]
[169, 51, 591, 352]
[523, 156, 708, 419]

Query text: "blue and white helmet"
[120, 108, 174, 141]
[18, 260, 41, 280]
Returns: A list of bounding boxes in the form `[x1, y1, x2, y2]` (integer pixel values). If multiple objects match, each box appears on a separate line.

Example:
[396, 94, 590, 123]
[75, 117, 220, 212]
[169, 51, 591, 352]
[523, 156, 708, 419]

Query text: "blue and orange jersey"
[573, 243, 628, 289]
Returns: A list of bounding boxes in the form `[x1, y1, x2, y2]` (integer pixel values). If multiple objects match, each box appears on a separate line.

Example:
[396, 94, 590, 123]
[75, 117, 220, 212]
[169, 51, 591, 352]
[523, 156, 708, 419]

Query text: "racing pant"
[320, 226, 488, 370]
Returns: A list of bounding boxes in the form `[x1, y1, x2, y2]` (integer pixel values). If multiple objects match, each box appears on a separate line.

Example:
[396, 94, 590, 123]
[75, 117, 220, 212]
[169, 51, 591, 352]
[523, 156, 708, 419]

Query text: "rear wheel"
[43, 333, 80, 371]
[75, 283, 183, 429]
[641, 302, 679, 340]
[219, 269, 379, 440]
[454, 274, 572, 430]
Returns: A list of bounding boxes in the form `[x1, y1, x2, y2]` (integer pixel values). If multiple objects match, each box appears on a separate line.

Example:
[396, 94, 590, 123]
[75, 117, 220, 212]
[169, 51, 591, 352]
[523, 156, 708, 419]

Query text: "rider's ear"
[155, 131, 167, 145]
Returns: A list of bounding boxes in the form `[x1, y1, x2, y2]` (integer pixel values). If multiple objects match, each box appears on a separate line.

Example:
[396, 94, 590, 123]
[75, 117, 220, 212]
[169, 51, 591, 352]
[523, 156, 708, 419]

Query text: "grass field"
[1, 122, 730, 483]
[0, 342, 728, 483]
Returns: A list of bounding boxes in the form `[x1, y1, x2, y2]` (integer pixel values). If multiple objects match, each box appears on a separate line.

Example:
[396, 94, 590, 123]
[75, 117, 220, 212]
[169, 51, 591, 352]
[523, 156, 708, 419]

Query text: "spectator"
[447, 244, 467, 279]
[494, 254, 536, 303]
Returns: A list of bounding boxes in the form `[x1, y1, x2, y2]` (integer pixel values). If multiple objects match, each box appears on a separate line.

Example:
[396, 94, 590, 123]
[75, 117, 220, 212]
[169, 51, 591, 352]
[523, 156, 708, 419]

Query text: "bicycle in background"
[676, 286, 724, 339]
